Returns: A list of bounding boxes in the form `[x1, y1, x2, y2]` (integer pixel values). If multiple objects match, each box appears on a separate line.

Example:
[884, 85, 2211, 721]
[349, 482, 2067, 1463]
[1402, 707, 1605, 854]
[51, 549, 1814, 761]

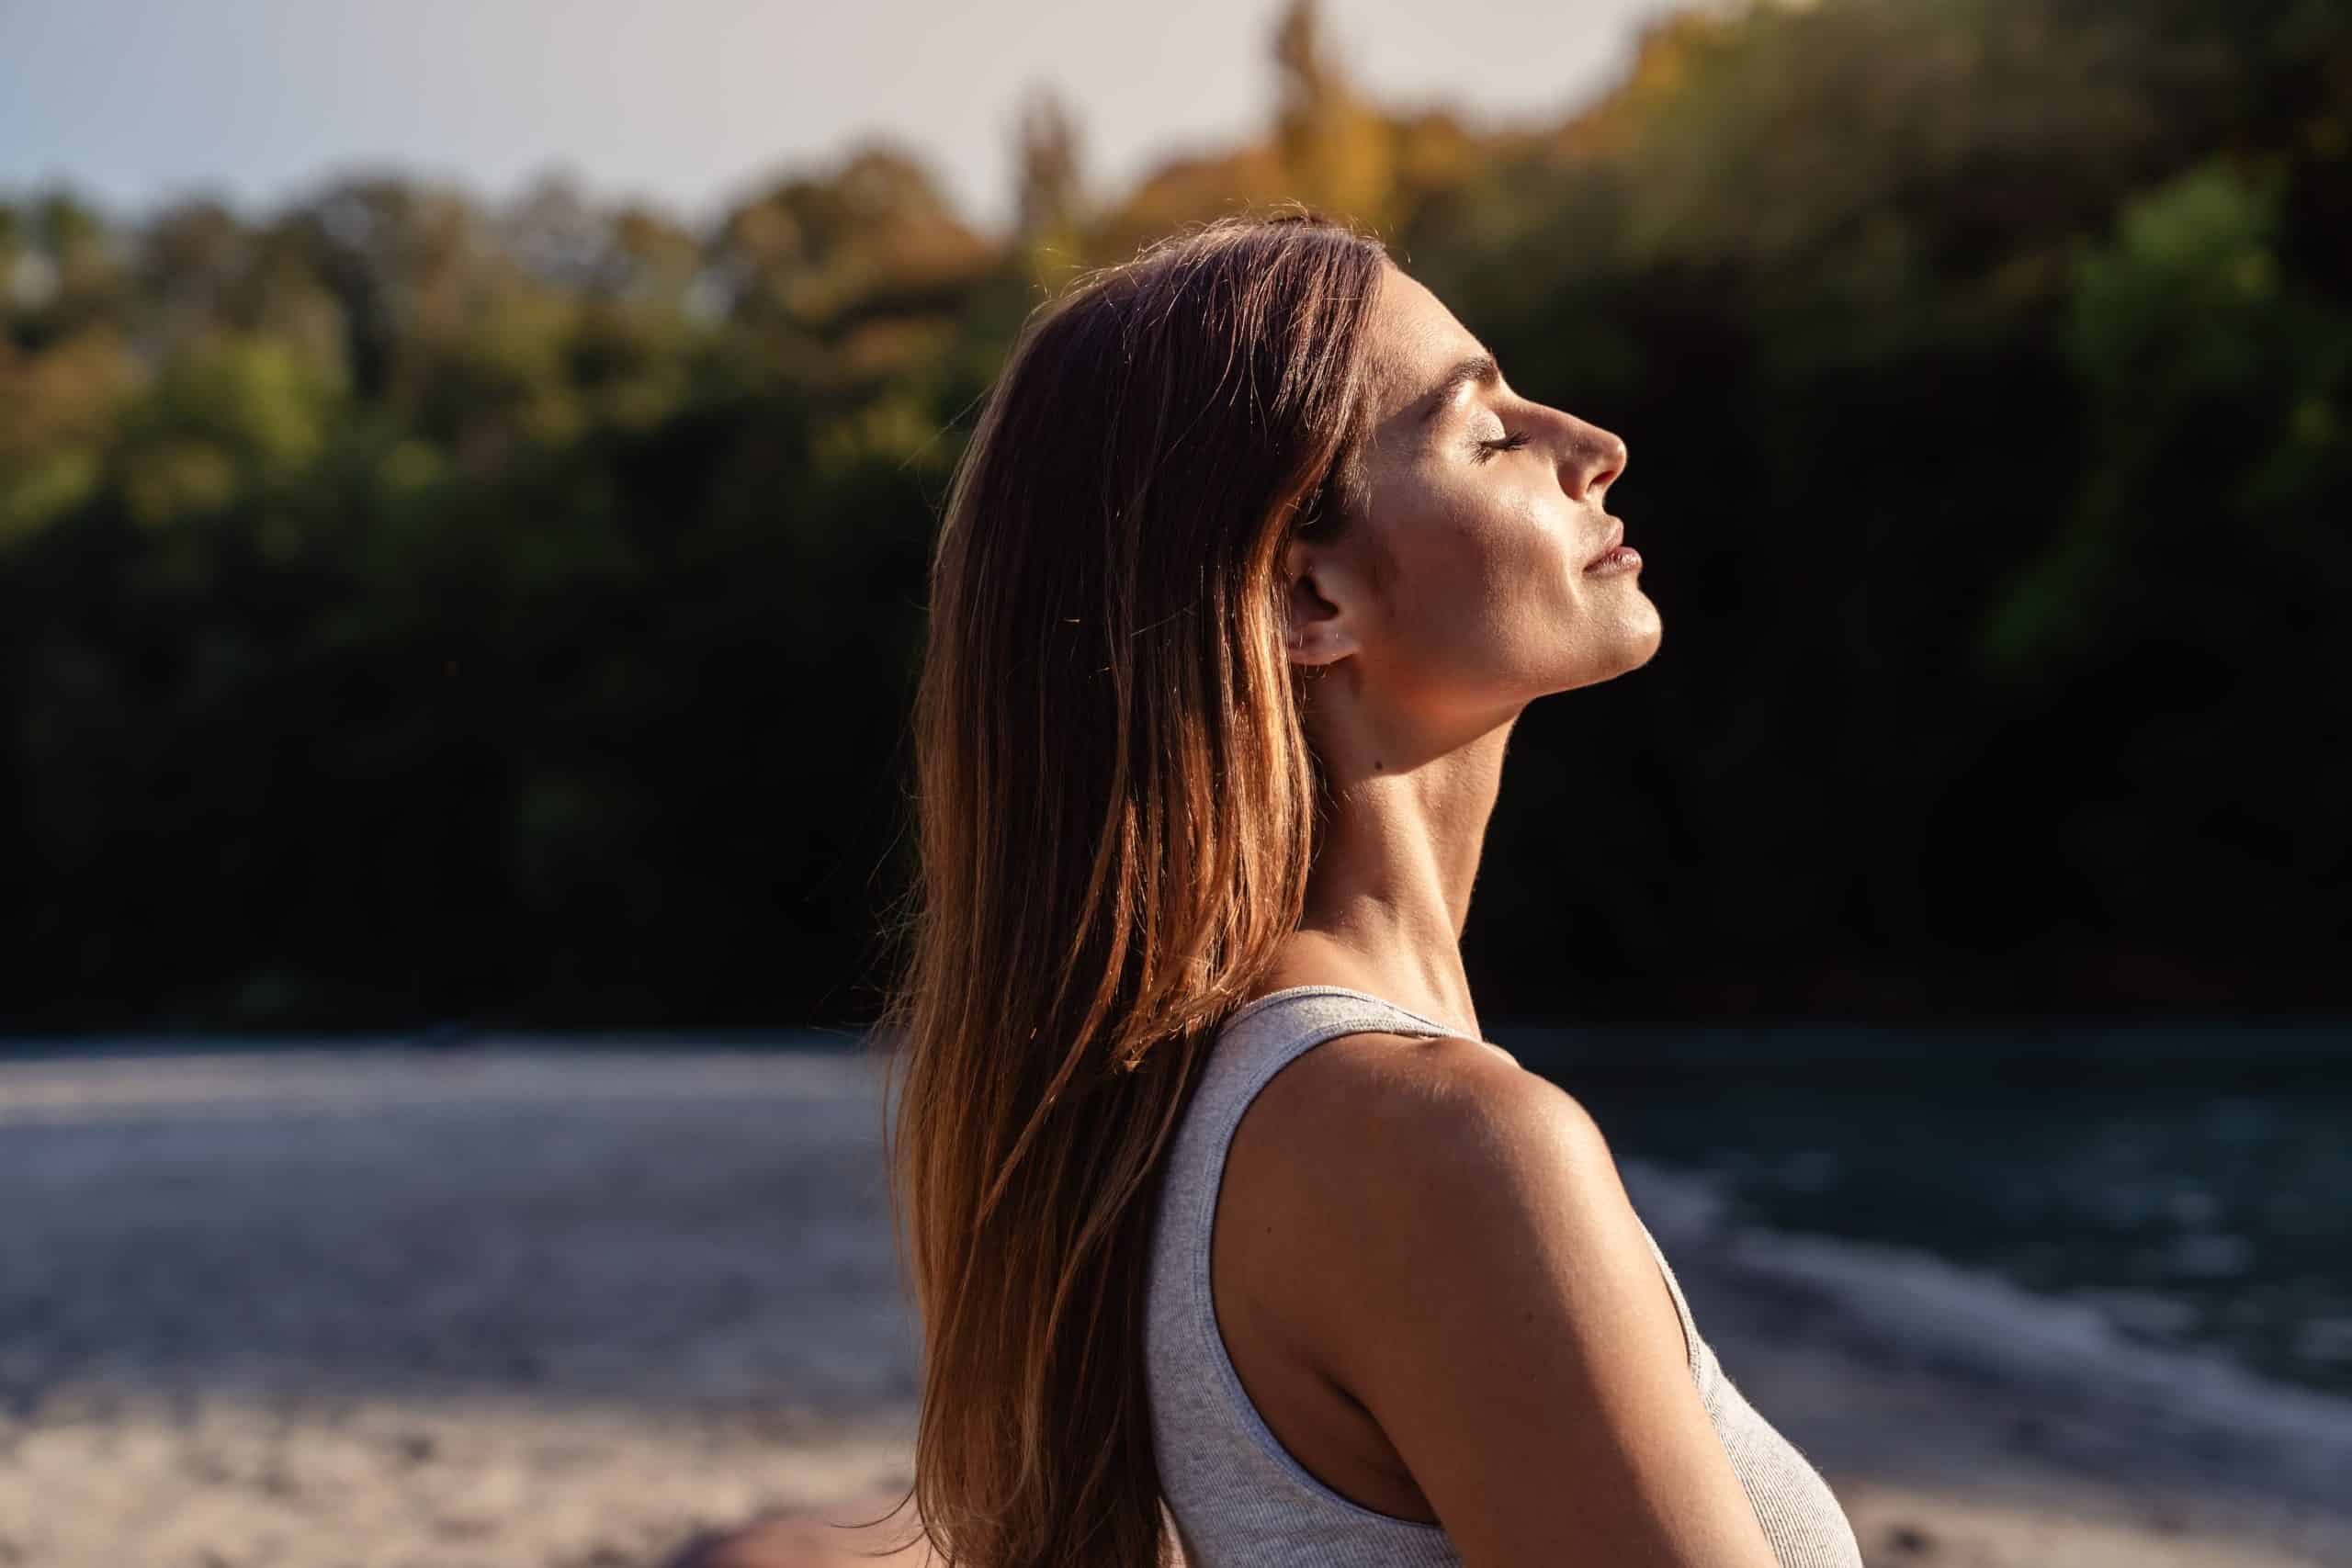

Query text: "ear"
[1282, 533, 1363, 670]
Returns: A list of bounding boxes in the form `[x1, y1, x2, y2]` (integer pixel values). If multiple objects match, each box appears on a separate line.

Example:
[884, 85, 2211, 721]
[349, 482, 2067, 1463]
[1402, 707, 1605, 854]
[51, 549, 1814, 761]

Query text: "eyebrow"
[1415, 351, 1501, 427]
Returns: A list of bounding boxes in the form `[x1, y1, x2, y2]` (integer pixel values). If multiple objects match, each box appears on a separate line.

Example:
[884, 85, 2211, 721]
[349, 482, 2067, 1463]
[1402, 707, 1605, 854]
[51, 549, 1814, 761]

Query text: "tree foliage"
[2, 0, 2346, 1029]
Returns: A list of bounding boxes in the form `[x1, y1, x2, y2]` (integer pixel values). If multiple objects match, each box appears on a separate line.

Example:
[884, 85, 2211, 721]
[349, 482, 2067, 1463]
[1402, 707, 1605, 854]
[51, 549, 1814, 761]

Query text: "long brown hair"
[868, 209, 1391, 1566]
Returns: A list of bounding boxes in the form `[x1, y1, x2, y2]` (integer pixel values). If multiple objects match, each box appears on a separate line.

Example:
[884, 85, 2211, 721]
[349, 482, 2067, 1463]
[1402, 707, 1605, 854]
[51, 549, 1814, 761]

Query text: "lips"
[1582, 517, 1624, 570]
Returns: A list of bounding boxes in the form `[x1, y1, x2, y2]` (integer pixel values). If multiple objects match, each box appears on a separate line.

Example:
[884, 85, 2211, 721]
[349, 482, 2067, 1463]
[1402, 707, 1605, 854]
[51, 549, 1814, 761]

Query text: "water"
[1501, 1025, 2352, 1400]
[8, 1022, 2347, 1401]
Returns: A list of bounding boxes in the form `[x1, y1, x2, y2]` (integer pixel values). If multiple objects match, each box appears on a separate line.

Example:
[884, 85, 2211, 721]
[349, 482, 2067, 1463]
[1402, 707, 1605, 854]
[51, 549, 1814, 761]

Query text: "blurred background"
[2, 0, 2347, 1563]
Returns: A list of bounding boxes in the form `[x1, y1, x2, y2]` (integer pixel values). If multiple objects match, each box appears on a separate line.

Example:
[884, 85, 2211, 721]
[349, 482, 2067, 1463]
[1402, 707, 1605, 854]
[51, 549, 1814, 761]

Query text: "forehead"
[1364, 263, 1487, 426]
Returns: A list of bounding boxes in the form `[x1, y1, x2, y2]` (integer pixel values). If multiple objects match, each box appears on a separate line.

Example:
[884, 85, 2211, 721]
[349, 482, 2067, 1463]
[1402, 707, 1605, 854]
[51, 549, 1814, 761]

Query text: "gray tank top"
[1143, 985, 1864, 1566]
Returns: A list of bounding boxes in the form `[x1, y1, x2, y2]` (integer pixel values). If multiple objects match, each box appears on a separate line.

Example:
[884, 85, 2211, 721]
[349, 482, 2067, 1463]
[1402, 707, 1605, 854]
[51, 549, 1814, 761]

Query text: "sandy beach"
[1, 1043, 2346, 1567]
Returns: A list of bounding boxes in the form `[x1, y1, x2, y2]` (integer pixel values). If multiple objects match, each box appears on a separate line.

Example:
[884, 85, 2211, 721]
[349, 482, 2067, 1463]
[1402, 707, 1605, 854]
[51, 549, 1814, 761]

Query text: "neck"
[1271, 700, 1517, 1042]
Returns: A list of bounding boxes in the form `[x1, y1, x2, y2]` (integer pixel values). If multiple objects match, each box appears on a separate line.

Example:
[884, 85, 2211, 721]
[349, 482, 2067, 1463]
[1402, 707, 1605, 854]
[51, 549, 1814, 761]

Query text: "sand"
[0, 1043, 2346, 1567]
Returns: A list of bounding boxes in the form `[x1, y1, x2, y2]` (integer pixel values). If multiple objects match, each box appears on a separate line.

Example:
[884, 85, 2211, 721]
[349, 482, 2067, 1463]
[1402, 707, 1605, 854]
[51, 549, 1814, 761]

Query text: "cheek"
[1382, 490, 1487, 615]
[1390, 485, 1564, 644]
[1441, 483, 1569, 599]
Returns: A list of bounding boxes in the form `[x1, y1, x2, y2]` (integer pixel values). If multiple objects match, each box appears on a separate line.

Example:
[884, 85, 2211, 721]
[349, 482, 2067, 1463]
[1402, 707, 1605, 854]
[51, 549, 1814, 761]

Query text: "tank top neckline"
[1224, 982, 1471, 1042]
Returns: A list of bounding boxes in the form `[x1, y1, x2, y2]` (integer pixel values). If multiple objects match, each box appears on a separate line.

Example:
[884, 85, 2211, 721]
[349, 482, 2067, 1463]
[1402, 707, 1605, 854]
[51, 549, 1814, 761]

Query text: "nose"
[1561, 419, 1627, 502]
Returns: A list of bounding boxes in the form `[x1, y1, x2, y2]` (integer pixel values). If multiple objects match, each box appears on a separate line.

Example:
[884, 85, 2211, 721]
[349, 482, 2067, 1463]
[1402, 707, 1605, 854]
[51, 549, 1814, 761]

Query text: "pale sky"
[0, 0, 1684, 236]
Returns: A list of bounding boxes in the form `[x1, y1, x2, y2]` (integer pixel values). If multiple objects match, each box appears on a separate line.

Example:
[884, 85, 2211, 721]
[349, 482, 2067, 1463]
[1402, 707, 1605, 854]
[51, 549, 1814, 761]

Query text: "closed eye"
[1474, 429, 1532, 463]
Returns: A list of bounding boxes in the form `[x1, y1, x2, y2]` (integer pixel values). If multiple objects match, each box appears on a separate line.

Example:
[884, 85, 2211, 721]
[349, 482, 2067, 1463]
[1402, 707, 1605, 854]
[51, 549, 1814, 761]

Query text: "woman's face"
[1286, 261, 1660, 731]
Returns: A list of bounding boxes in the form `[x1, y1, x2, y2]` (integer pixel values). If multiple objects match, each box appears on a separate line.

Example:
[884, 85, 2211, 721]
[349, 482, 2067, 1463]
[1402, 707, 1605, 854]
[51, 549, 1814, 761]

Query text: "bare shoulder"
[1250, 1028, 1593, 1164]
[1238, 1028, 1635, 1390]
[1246, 1031, 1780, 1566]
[1253, 1025, 1532, 1113]
[1254, 1028, 1624, 1269]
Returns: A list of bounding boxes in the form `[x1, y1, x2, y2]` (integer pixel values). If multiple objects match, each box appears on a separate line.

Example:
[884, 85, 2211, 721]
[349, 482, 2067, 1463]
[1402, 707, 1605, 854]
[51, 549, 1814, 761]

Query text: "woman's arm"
[1281, 1039, 1782, 1568]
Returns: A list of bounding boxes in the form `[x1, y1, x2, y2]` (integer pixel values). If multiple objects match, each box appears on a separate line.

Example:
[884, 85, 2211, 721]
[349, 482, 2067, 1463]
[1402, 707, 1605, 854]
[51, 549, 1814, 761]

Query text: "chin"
[1591, 600, 1663, 683]
[1538, 599, 1664, 695]
[1622, 604, 1664, 671]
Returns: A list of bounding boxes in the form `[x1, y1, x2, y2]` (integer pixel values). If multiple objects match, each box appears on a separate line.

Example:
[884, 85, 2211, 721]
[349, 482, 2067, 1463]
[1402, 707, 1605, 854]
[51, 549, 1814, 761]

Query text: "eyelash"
[1474, 429, 1532, 463]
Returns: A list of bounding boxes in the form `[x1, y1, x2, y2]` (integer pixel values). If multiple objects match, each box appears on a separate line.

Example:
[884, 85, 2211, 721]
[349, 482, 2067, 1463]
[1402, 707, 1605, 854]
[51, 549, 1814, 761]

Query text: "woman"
[875, 210, 1863, 1566]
